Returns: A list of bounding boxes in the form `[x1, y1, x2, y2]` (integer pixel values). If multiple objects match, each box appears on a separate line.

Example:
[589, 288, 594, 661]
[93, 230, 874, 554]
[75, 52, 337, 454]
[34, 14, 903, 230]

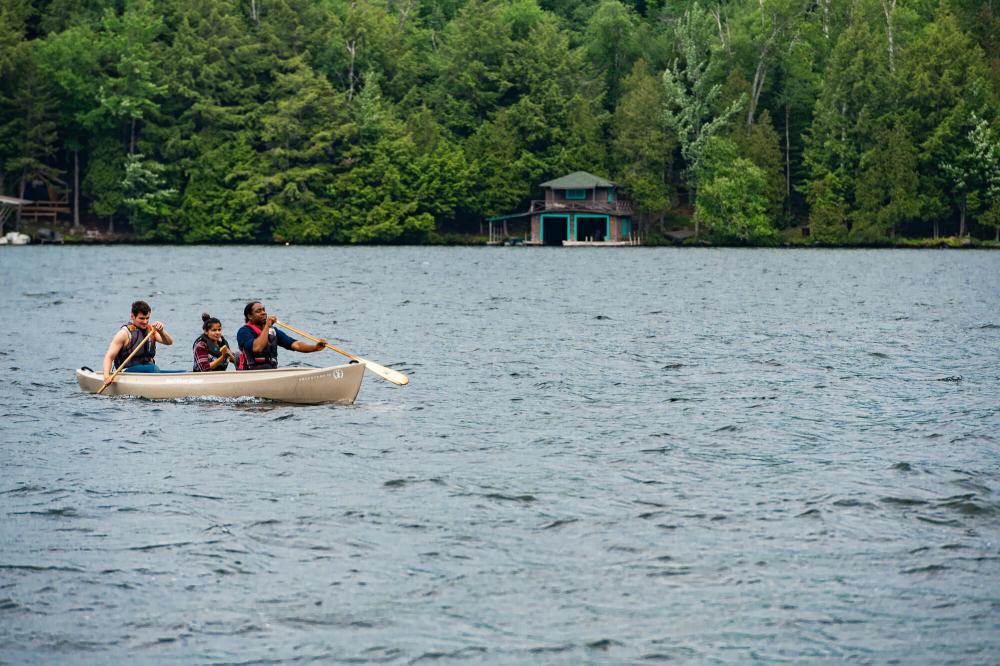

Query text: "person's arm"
[291, 338, 327, 353]
[252, 316, 277, 352]
[193, 340, 215, 371]
[278, 331, 326, 354]
[102, 329, 129, 383]
[151, 321, 173, 345]
[276, 329, 326, 353]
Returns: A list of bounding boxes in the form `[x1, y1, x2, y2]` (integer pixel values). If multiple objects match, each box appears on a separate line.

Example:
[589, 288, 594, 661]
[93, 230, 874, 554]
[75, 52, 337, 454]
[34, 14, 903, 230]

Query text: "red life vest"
[238, 323, 278, 370]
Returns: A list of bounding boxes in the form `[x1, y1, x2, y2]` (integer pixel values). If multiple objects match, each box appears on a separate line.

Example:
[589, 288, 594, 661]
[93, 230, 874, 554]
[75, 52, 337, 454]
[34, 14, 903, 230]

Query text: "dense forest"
[2, 0, 999, 244]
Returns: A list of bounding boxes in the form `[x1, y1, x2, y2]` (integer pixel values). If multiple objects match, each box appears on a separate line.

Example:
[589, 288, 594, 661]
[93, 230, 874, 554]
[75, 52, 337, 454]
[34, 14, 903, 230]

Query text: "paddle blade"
[356, 359, 409, 386]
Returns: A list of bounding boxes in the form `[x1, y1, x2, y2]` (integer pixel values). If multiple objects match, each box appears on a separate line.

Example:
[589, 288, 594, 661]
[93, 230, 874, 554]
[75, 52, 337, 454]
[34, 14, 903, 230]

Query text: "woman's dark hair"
[243, 301, 261, 321]
[202, 312, 221, 331]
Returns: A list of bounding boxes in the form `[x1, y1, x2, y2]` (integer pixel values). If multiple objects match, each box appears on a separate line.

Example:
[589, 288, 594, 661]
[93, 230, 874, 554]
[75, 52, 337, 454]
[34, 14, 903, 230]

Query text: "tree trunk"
[712, 6, 729, 54]
[959, 202, 966, 237]
[130, 118, 137, 154]
[250, 0, 258, 23]
[73, 149, 81, 231]
[784, 102, 791, 202]
[881, 0, 896, 72]
[747, 46, 769, 128]
[108, 214, 115, 234]
[17, 171, 26, 229]
[398, 0, 415, 30]
[995, 226, 998, 241]
[346, 40, 357, 101]
[689, 185, 699, 237]
[933, 219, 939, 239]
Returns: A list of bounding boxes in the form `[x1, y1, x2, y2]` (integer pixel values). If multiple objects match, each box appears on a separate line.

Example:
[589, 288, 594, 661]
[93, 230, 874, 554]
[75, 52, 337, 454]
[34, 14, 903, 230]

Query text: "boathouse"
[488, 171, 635, 245]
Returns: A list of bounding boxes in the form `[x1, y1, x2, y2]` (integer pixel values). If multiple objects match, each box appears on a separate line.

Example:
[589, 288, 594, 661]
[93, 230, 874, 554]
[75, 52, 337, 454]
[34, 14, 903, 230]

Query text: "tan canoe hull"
[76, 363, 364, 405]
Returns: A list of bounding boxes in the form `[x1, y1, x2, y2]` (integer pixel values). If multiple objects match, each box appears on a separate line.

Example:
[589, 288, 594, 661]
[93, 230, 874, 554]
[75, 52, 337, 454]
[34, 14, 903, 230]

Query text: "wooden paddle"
[275, 320, 409, 386]
[98, 327, 157, 395]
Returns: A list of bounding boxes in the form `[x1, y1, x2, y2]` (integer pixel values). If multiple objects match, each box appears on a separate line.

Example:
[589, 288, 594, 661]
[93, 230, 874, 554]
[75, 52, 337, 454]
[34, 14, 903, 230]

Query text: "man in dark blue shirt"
[236, 301, 327, 370]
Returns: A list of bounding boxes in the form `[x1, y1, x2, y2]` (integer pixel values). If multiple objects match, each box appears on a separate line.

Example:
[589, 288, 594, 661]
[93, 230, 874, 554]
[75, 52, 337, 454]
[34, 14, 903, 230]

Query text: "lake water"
[1, 246, 999, 664]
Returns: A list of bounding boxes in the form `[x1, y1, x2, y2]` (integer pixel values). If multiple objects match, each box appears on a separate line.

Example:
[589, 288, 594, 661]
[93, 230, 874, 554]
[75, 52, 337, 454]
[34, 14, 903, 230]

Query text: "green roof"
[539, 171, 615, 189]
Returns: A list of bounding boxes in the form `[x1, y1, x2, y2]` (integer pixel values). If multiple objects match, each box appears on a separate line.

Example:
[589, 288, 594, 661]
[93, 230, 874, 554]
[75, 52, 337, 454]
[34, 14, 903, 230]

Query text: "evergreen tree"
[583, 0, 640, 110]
[853, 119, 919, 241]
[3, 43, 62, 211]
[427, 0, 515, 136]
[802, 18, 892, 239]
[731, 109, 785, 220]
[695, 136, 776, 243]
[0, 0, 33, 197]
[239, 56, 351, 242]
[83, 135, 126, 231]
[88, 0, 168, 155]
[36, 24, 103, 229]
[898, 9, 994, 237]
[943, 113, 1000, 237]
[661, 2, 744, 232]
[122, 152, 178, 239]
[611, 60, 675, 235]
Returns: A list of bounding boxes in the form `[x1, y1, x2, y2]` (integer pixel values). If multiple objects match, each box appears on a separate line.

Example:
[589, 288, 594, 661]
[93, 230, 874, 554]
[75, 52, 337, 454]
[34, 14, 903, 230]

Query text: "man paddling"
[102, 300, 174, 384]
[236, 301, 327, 370]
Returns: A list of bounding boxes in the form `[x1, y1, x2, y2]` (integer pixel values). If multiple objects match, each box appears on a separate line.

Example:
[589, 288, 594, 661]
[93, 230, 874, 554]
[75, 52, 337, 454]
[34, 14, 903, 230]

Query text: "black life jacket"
[114, 323, 156, 370]
[238, 323, 278, 370]
[192, 334, 231, 372]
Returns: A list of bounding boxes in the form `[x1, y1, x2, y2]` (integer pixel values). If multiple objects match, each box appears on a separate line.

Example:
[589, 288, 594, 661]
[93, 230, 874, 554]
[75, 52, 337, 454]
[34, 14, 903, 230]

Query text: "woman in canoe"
[192, 313, 237, 372]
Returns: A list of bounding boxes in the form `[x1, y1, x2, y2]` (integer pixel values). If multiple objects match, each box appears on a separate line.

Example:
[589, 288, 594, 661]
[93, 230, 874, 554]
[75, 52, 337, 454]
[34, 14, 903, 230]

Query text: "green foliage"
[240, 55, 351, 242]
[853, 120, 920, 241]
[584, 0, 640, 109]
[2, 0, 999, 245]
[122, 153, 178, 239]
[803, 18, 893, 215]
[731, 109, 785, 219]
[612, 60, 675, 228]
[662, 3, 745, 200]
[83, 135, 125, 220]
[695, 136, 776, 243]
[898, 9, 995, 233]
[2, 42, 62, 191]
[87, 0, 167, 143]
[807, 172, 849, 243]
[179, 138, 259, 243]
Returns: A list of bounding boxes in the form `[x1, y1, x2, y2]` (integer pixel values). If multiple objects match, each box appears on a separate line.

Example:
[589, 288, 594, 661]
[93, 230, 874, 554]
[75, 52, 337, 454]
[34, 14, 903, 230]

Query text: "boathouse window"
[607, 189, 615, 203]
[565, 189, 587, 200]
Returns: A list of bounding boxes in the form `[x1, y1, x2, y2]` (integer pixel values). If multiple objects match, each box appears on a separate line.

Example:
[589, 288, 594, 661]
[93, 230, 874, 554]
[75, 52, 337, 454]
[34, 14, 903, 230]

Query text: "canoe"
[76, 363, 364, 405]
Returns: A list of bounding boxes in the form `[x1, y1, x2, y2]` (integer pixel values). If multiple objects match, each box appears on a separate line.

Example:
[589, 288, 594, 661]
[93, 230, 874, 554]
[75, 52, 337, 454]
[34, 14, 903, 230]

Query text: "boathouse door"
[575, 215, 609, 241]
[541, 214, 569, 245]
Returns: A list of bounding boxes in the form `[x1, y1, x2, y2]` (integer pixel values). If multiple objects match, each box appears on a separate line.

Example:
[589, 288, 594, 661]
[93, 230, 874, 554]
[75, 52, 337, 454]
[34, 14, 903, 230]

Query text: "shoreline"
[6, 223, 999, 249]
[10, 238, 1000, 249]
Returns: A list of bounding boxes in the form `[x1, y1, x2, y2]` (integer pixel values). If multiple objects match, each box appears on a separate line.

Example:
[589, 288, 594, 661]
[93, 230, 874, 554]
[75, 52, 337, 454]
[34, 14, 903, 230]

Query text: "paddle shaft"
[98, 327, 157, 395]
[275, 320, 409, 386]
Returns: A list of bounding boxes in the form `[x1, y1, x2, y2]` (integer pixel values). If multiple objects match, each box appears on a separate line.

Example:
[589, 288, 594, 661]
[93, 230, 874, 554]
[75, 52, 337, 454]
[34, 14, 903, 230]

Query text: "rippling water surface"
[1, 246, 999, 664]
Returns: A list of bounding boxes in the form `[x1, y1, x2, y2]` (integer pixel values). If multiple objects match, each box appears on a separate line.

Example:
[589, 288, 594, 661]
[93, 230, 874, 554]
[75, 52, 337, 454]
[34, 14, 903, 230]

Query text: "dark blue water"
[1, 246, 999, 664]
